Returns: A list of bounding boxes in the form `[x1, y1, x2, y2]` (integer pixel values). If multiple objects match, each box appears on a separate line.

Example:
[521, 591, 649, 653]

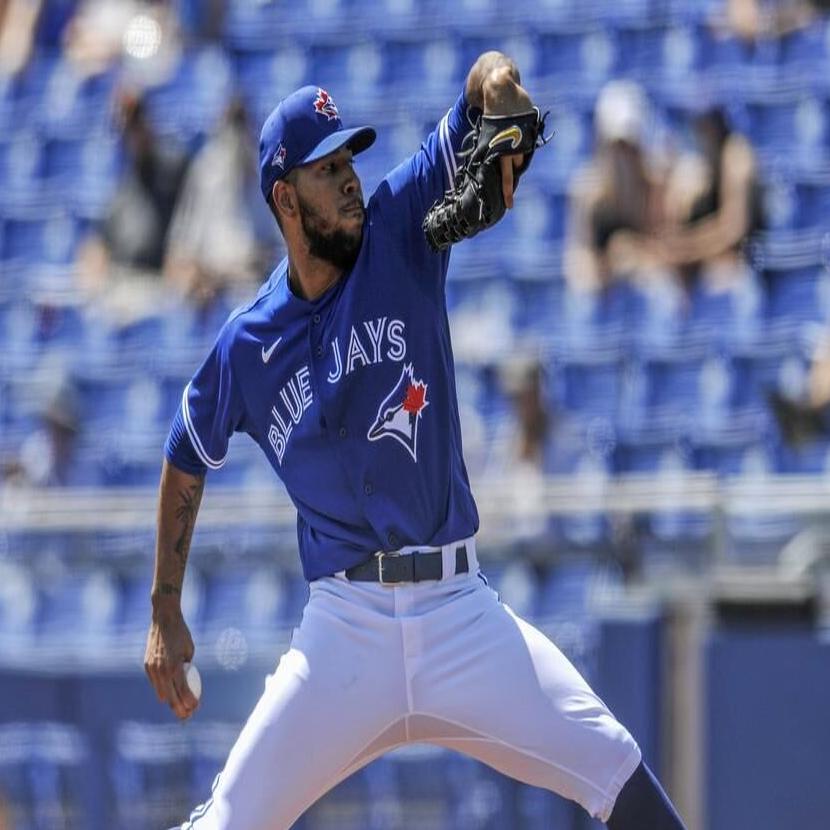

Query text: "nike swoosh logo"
[261, 337, 282, 363]
[489, 125, 523, 151]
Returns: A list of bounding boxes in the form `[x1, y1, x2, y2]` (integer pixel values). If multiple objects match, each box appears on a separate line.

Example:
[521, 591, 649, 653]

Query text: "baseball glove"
[423, 108, 550, 252]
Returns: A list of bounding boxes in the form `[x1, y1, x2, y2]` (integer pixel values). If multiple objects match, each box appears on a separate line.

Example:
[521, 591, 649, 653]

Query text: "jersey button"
[315, 344, 324, 357]
[339, 427, 347, 439]
[364, 483, 373, 496]
[312, 313, 321, 325]
[387, 532, 399, 549]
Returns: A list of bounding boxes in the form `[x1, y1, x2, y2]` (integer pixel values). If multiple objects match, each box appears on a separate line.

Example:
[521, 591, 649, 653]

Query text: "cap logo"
[313, 88, 339, 121]
[271, 142, 287, 168]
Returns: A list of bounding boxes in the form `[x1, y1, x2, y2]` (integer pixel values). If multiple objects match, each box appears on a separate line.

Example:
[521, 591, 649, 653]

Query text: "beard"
[298, 194, 363, 272]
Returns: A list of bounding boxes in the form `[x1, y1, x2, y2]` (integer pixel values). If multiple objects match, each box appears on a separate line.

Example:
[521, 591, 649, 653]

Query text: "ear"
[273, 180, 296, 220]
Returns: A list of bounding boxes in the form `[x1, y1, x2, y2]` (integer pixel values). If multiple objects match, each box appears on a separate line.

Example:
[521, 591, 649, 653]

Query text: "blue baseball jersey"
[165, 91, 481, 580]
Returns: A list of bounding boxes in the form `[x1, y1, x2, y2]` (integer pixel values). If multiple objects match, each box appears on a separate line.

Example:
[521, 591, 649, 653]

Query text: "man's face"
[292, 147, 365, 271]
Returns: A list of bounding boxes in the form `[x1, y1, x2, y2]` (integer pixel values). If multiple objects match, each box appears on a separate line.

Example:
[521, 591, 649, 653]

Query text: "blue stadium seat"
[776, 437, 830, 475]
[386, 37, 463, 102]
[346, 0, 423, 38]
[555, 347, 624, 420]
[0, 53, 61, 132]
[235, 46, 313, 124]
[1, 212, 82, 266]
[201, 566, 289, 642]
[0, 723, 89, 830]
[778, 18, 830, 82]
[640, 354, 708, 423]
[536, 103, 595, 188]
[36, 569, 119, 657]
[112, 722, 197, 830]
[792, 167, 830, 232]
[223, 0, 281, 49]
[145, 47, 235, 140]
[41, 133, 120, 215]
[0, 561, 38, 653]
[552, 281, 645, 353]
[535, 559, 602, 618]
[686, 269, 765, 348]
[537, 28, 621, 95]
[725, 507, 803, 564]
[36, 62, 117, 136]
[765, 266, 829, 326]
[74, 373, 160, 432]
[543, 423, 615, 549]
[224, 0, 345, 47]
[730, 339, 807, 410]
[739, 94, 828, 162]
[691, 417, 769, 477]
[0, 132, 44, 194]
[117, 571, 153, 638]
[482, 560, 539, 620]
[508, 275, 564, 338]
[29, 301, 86, 352]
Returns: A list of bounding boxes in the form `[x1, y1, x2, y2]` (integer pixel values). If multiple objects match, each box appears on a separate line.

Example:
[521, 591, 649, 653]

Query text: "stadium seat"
[556, 346, 625, 420]
[235, 45, 313, 125]
[0, 132, 44, 194]
[537, 27, 621, 95]
[145, 47, 234, 140]
[0, 212, 82, 266]
[112, 722, 197, 830]
[36, 569, 120, 659]
[0, 561, 38, 653]
[740, 94, 828, 163]
[201, 566, 288, 643]
[0, 722, 89, 830]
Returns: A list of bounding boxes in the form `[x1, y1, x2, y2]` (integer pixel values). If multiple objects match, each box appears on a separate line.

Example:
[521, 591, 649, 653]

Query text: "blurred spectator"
[63, 0, 181, 83]
[486, 359, 552, 545]
[771, 332, 830, 445]
[77, 88, 188, 317]
[164, 97, 279, 308]
[0, 0, 43, 77]
[656, 107, 764, 291]
[564, 80, 669, 293]
[508, 359, 550, 469]
[3, 377, 81, 487]
[726, 0, 830, 40]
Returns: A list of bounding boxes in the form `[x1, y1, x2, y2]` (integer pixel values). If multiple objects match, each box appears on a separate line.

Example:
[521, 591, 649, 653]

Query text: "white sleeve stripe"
[181, 382, 226, 470]
[444, 108, 458, 177]
[438, 114, 454, 186]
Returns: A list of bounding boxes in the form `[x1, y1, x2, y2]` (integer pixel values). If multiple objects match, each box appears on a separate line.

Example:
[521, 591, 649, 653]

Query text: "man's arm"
[466, 51, 534, 209]
[144, 458, 205, 720]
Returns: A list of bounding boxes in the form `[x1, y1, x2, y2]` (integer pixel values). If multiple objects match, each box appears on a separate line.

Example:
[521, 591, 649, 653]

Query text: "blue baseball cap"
[259, 85, 376, 204]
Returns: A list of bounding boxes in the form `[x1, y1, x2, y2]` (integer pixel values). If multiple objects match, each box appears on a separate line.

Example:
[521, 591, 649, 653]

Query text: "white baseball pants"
[178, 541, 641, 829]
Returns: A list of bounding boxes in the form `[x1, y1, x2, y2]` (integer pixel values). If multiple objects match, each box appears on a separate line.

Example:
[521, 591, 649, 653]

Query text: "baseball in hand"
[183, 662, 202, 700]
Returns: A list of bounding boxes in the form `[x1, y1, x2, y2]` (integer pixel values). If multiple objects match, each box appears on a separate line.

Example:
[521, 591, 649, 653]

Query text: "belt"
[345, 545, 470, 585]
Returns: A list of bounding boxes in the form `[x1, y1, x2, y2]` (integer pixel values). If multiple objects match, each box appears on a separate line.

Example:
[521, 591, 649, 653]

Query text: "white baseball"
[183, 661, 202, 700]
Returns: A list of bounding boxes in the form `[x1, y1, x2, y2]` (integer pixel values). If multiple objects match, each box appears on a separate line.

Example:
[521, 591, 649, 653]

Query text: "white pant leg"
[408, 575, 642, 823]
[178, 578, 410, 830]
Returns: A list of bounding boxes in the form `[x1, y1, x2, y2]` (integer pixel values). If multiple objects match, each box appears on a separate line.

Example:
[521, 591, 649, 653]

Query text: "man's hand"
[144, 602, 200, 720]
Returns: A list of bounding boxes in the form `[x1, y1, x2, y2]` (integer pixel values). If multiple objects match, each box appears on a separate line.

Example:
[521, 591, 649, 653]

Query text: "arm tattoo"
[173, 479, 204, 567]
[157, 583, 181, 597]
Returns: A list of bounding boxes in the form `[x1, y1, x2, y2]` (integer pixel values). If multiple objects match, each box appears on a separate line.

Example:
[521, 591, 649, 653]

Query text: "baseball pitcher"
[144, 52, 686, 829]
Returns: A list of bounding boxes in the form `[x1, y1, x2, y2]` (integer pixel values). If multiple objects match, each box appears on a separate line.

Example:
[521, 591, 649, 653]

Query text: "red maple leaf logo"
[401, 382, 427, 415]
[313, 88, 339, 121]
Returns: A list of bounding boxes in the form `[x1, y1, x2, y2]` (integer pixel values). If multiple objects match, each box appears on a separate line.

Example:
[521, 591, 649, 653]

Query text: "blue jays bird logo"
[271, 142, 287, 168]
[313, 88, 339, 121]
[367, 364, 429, 461]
